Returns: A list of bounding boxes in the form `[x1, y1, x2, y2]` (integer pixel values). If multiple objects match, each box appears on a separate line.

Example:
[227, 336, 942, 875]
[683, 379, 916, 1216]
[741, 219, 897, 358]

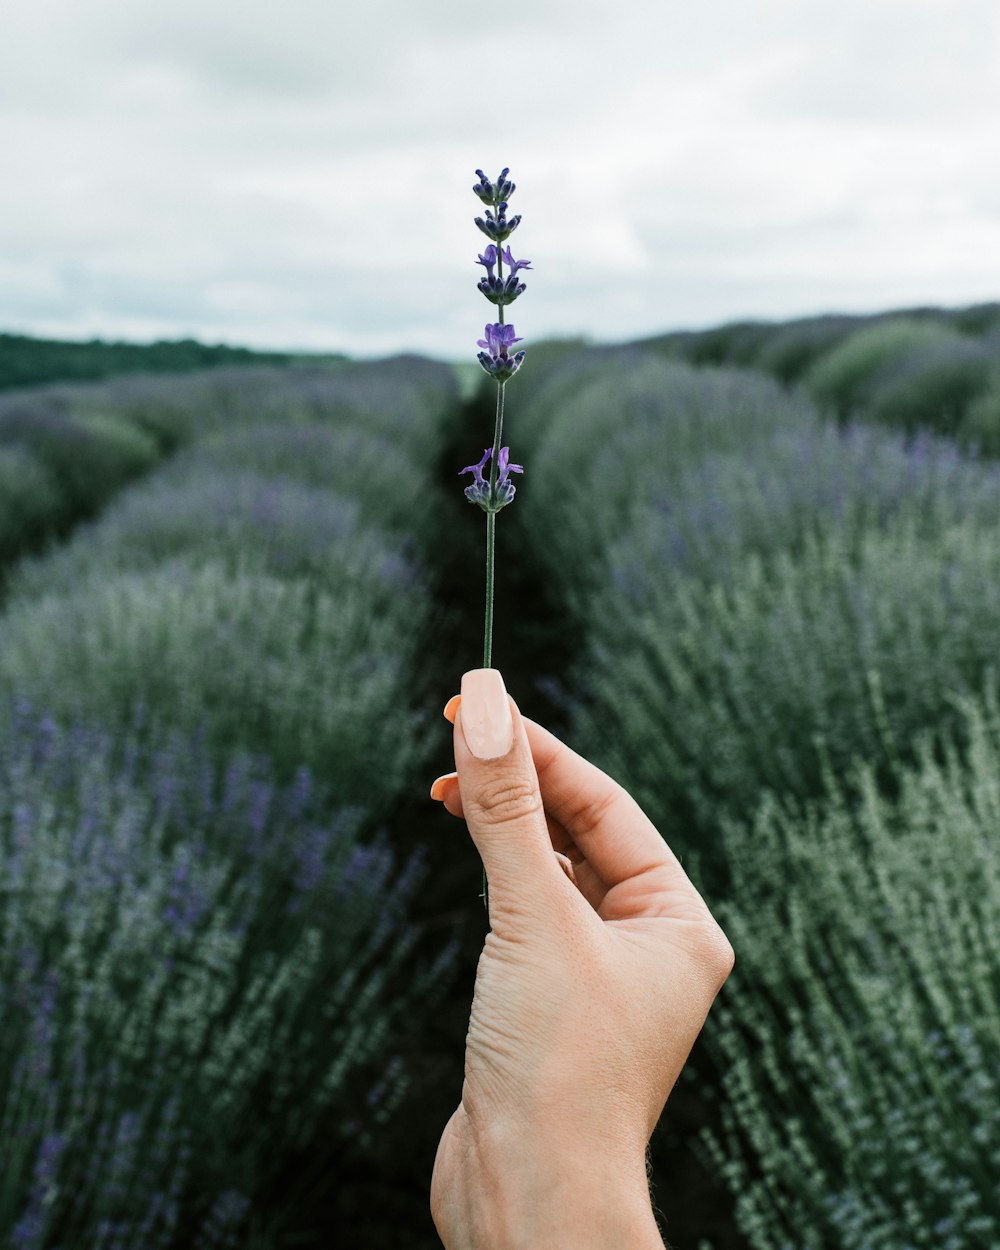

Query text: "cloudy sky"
[3, 0, 999, 360]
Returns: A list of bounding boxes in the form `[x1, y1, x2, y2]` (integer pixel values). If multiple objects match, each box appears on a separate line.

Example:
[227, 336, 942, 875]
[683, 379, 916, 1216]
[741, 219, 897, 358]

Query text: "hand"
[428, 669, 734, 1250]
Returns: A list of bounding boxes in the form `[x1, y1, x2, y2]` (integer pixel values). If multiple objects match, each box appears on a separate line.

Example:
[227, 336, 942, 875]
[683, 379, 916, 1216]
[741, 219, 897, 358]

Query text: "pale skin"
[429, 671, 735, 1250]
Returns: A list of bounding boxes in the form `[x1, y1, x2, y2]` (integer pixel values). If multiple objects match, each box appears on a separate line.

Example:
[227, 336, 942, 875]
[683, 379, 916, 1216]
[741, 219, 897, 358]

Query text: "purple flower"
[497, 447, 523, 482]
[459, 448, 492, 507]
[476, 322, 526, 383]
[458, 447, 523, 510]
[475, 245, 498, 277]
[474, 203, 521, 244]
[501, 247, 532, 274]
[473, 167, 515, 206]
[477, 323, 522, 357]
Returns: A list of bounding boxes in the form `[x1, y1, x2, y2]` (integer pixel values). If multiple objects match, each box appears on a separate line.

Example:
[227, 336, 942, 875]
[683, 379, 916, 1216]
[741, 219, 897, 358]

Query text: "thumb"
[454, 669, 566, 922]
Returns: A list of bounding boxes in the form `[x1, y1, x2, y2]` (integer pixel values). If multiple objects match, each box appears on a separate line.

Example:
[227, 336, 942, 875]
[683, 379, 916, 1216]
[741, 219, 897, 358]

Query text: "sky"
[2, 0, 1000, 360]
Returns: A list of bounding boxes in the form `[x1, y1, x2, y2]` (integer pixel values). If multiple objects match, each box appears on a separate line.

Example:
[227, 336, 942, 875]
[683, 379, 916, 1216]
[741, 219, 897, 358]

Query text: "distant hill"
[0, 332, 348, 391]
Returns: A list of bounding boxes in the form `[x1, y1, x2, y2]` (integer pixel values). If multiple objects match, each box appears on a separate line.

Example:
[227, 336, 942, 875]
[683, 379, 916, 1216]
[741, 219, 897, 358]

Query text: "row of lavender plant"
[514, 345, 1000, 1238]
[0, 387, 161, 566]
[0, 704, 451, 1248]
[704, 688, 1000, 1249]
[519, 350, 1000, 858]
[0, 360, 460, 1244]
[642, 306, 1000, 452]
[0, 355, 457, 572]
[1, 361, 459, 789]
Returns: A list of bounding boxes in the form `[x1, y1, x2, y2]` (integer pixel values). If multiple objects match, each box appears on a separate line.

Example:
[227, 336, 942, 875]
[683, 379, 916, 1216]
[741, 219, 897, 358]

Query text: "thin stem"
[496, 239, 504, 325]
[482, 381, 505, 667]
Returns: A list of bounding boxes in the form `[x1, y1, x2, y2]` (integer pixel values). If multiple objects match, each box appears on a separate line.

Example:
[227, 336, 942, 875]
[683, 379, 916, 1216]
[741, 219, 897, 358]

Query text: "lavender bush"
[83, 358, 458, 454]
[607, 420, 1000, 599]
[0, 447, 61, 564]
[751, 313, 858, 383]
[571, 520, 1000, 870]
[169, 422, 431, 535]
[961, 378, 1000, 455]
[705, 690, 1000, 1249]
[864, 334, 994, 434]
[804, 317, 961, 419]
[0, 390, 159, 520]
[11, 467, 421, 609]
[520, 357, 812, 612]
[0, 702, 449, 1247]
[0, 558, 427, 795]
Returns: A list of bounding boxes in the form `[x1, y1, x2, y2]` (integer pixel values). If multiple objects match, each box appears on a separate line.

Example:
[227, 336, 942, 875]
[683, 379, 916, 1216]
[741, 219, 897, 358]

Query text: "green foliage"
[753, 315, 857, 383]
[705, 691, 1000, 1249]
[946, 301, 1000, 336]
[0, 391, 159, 519]
[865, 337, 994, 435]
[571, 522, 1000, 867]
[804, 317, 960, 418]
[0, 331, 314, 391]
[0, 558, 428, 794]
[959, 378, 1000, 455]
[0, 446, 62, 563]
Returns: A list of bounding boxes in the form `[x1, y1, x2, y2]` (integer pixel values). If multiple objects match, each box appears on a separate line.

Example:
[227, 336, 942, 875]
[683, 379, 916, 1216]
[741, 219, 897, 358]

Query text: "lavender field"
[1, 308, 998, 1248]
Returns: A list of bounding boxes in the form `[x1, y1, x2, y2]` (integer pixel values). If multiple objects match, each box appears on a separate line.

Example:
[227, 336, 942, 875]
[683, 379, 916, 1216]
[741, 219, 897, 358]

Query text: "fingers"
[436, 688, 709, 921]
[450, 670, 574, 921]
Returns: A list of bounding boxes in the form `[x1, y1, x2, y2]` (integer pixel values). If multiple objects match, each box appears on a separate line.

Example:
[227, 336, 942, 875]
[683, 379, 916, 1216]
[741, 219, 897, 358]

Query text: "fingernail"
[460, 669, 514, 760]
[443, 694, 460, 723]
[430, 773, 457, 801]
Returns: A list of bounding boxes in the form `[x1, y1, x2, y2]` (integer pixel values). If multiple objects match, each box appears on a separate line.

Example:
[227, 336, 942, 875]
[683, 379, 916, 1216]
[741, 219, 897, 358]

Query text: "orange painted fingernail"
[443, 694, 461, 723]
[430, 772, 457, 801]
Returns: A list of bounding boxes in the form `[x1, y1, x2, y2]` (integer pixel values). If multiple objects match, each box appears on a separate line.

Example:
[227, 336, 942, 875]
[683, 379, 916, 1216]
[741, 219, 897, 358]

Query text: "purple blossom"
[497, 447, 524, 483]
[476, 322, 526, 383]
[475, 245, 498, 277]
[460, 447, 491, 485]
[458, 447, 524, 509]
[501, 247, 532, 274]
[473, 167, 515, 205]
[474, 203, 521, 244]
[477, 323, 522, 357]
[459, 448, 492, 507]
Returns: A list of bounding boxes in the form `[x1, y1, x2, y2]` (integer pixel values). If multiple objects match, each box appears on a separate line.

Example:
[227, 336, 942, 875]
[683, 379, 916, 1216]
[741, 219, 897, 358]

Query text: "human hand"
[428, 669, 734, 1250]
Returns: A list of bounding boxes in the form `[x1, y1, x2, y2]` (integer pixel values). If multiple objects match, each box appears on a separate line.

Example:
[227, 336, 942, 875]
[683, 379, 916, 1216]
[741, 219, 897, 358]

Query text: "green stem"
[483, 381, 505, 668]
[480, 221, 508, 914]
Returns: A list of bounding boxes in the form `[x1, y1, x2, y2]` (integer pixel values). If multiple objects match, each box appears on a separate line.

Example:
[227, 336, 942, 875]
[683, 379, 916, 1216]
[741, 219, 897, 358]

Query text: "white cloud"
[1, 0, 999, 356]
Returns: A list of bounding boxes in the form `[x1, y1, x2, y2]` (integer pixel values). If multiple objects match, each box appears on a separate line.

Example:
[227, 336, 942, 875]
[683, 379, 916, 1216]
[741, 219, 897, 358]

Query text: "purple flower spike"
[501, 247, 532, 275]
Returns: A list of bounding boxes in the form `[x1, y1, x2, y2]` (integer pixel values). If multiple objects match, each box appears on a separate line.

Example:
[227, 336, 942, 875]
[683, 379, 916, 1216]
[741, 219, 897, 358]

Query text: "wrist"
[448, 1119, 664, 1250]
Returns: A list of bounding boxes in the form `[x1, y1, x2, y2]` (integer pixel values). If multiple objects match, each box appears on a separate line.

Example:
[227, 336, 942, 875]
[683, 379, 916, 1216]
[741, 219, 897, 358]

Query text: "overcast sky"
[2, 0, 999, 360]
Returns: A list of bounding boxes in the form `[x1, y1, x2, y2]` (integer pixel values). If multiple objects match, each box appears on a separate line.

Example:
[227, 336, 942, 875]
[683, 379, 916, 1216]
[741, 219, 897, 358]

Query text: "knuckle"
[472, 776, 543, 827]
[692, 920, 736, 987]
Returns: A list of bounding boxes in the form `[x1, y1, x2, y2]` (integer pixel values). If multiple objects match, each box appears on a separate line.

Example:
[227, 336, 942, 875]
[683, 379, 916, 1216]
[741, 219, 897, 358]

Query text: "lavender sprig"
[460, 166, 531, 672]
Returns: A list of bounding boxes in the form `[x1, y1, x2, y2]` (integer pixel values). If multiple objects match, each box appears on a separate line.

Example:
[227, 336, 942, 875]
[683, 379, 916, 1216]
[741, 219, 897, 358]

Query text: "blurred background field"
[0, 302, 998, 1247]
